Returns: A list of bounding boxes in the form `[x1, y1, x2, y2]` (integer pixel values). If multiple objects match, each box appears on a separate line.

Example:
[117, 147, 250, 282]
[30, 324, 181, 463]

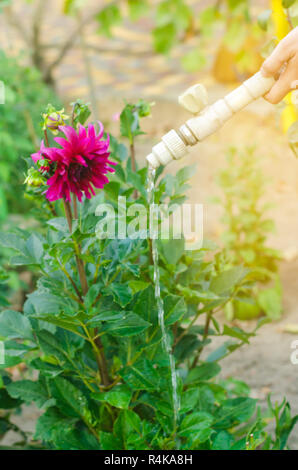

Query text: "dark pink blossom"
[31, 122, 115, 202]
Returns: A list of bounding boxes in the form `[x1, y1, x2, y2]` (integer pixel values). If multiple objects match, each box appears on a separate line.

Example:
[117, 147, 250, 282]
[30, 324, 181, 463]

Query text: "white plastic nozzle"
[178, 84, 208, 114]
[146, 70, 275, 169]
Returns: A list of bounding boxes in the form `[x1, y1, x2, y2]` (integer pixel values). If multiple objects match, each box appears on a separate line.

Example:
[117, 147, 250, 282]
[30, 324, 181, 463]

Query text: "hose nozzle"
[146, 71, 275, 169]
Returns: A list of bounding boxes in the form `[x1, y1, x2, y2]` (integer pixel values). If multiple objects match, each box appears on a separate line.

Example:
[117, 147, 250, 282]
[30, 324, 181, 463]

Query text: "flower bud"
[24, 168, 46, 187]
[42, 106, 69, 135]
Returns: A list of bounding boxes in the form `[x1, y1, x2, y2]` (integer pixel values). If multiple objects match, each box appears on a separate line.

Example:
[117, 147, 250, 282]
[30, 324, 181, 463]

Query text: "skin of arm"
[261, 27, 298, 104]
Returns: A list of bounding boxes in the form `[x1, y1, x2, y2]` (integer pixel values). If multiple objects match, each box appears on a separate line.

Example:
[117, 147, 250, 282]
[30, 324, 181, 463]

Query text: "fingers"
[261, 38, 293, 78]
[264, 64, 294, 104]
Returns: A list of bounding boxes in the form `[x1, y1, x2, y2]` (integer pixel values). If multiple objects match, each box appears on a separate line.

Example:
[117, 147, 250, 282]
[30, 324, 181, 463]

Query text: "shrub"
[0, 102, 296, 450]
[215, 147, 282, 321]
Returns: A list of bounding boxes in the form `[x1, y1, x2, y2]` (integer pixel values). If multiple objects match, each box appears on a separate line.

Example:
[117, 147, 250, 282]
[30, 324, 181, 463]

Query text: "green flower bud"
[24, 168, 46, 187]
[42, 105, 69, 135]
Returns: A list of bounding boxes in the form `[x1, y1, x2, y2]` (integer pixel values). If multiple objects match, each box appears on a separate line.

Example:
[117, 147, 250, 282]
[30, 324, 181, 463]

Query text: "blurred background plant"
[0, 51, 60, 308]
[215, 147, 282, 320]
[0, 0, 297, 127]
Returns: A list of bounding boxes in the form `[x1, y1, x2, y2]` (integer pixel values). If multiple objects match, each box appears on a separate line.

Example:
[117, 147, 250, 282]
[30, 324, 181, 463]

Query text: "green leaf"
[128, 280, 150, 296]
[0, 386, 22, 409]
[0, 310, 33, 340]
[87, 311, 123, 325]
[114, 409, 144, 447]
[128, 0, 149, 20]
[210, 266, 248, 295]
[47, 217, 70, 234]
[282, 0, 296, 7]
[27, 291, 71, 315]
[211, 430, 233, 450]
[214, 397, 257, 429]
[120, 358, 160, 390]
[30, 358, 62, 378]
[181, 49, 207, 72]
[257, 285, 282, 320]
[133, 285, 158, 325]
[51, 377, 91, 422]
[164, 295, 187, 325]
[92, 386, 132, 410]
[176, 164, 197, 186]
[160, 238, 184, 265]
[180, 388, 201, 414]
[179, 411, 214, 443]
[257, 10, 271, 31]
[105, 283, 132, 308]
[32, 314, 82, 336]
[120, 106, 139, 142]
[186, 362, 221, 384]
[34, 407, 78, 444]
[103, 313, 151, 337]
[153, 23, 176, 54]
[26, 234, 44, 263]
[0, 186, 8, 221]
[222, 324, 253, 344]
[276, 402, 298, 450]
[7, 380, 55, 409]
[36, 330, 70, 363]
[0, 232, 26, 253]
[96, 4, 122, 37]
[99, 431, 123, 450]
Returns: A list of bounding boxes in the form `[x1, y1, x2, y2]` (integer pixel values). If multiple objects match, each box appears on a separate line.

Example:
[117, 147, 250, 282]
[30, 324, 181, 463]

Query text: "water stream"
[147, 166, 180, 427]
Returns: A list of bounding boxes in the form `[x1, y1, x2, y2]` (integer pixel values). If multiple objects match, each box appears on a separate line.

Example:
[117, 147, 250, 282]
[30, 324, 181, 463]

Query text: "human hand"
[261, 27, 298, 104]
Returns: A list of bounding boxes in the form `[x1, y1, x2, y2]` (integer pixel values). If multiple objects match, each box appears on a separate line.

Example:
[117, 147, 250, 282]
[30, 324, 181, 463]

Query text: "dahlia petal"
[78, 124, 87, 140]
[74, 154, 88, 166]
[59, 125, 79, 147]
[31, 140, 46, 162]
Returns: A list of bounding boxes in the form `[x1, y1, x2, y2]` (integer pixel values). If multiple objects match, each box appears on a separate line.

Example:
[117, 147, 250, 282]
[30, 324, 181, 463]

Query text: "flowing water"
[147, 166, 180, 427]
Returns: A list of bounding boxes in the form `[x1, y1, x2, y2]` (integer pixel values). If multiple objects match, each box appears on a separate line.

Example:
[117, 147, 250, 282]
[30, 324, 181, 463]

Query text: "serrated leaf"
[92, 386, 132, 410]
[120, 358, 160, 390]
[7, 380, 55, 409]
[186, 362, 221, 384]
[164, 294, 187, 325]
[0, 310, 33, 340]
[102, 313, 151, 337]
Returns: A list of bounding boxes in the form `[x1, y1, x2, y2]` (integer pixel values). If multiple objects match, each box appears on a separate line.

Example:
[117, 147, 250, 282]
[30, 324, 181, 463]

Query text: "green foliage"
[0, 52, 60, 217]
[0, 52, 61, 305]
[0, 102, 295, 450]
[215, 147, 282, 320]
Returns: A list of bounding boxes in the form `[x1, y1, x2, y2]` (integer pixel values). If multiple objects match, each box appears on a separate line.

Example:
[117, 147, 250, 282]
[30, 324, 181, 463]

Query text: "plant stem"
[191, 311, 213, 369]
[63, 199, 73, 232]
[73, 194, 78, 219]
[47, 201, 57, 217]
[63, 199, 88, 296]
[57, 259, 83, 303]
[286, 9, 294, 30]
[130, 140, 138, 200]
[94, 333, 111, 387]
[43, 129, 49, 147]
[81, 322, 111, 387]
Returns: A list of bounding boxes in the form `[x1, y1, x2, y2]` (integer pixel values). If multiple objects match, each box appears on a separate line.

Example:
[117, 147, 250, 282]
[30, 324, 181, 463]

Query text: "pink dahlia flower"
[31, 122, 116, 202]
